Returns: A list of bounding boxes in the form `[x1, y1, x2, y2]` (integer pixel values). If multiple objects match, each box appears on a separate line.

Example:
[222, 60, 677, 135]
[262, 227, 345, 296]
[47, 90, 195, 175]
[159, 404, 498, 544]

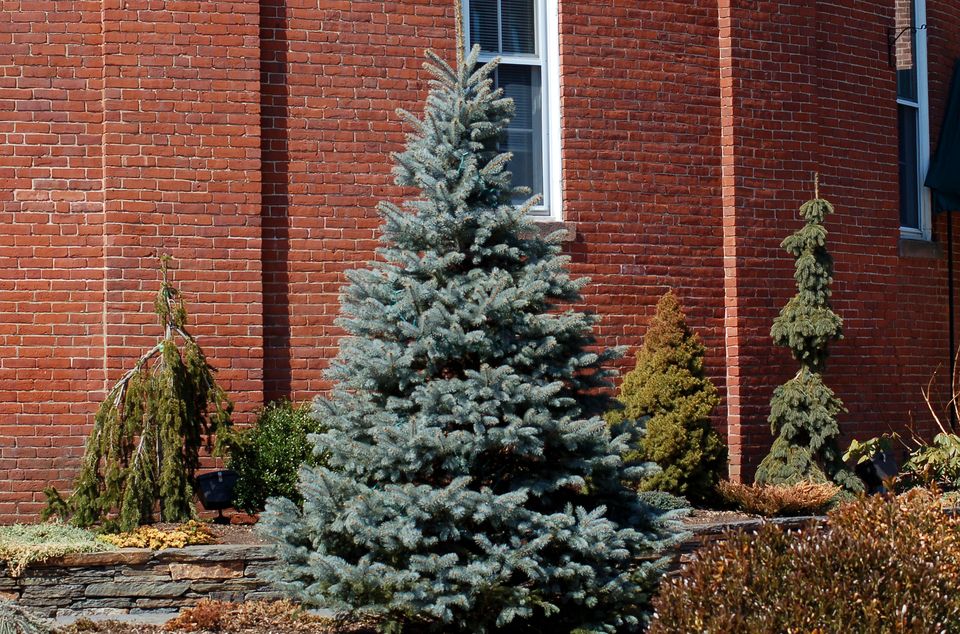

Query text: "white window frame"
[898, 0, 932, 241]
[462, 0, 562, 220]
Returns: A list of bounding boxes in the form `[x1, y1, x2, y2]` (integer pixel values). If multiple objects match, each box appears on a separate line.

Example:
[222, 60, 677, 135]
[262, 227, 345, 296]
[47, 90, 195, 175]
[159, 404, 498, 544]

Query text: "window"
[896, 0, 931, 239]
[463, 0, 560, 218]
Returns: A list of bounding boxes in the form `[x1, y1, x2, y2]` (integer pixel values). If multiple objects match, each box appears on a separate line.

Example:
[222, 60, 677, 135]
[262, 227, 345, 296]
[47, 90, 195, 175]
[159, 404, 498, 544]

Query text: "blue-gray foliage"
[258, 46, 683, 633]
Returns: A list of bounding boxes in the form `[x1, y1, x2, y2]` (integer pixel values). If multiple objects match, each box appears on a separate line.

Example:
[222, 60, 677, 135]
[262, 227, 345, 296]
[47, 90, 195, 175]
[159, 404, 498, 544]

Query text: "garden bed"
[0, 514, 826, 621]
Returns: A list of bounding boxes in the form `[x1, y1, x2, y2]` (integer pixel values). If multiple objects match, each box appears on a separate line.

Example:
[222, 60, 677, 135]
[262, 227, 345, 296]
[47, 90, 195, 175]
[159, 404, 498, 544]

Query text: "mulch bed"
[55, 601, 380, 634]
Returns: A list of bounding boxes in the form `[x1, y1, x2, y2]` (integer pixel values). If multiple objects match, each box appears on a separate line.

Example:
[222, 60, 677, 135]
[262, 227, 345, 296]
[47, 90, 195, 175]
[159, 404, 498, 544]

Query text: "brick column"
[0, 0, 106, 519]
[719, 1, 820, 481]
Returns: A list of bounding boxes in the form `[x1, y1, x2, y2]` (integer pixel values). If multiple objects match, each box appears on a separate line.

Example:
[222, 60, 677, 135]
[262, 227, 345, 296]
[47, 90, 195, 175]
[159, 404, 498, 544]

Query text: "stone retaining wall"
[0, 545, 279, 620]
[671, 515, 825, 572]
[0, 516, 828, 619]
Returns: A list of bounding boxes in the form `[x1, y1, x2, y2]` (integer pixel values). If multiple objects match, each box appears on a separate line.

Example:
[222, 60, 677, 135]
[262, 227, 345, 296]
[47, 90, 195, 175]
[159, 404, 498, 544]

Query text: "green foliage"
[606, 291, 726, 503]
[635, 491, 690, 512]
[903, 433, 960, 488]
[0, 523, 115, 577]
[842, 433, 898, 466]
[43, 256, 233, 532]
[650, 489, 960, 633]
[225, 401, 324, 513]
[0, 601, 51, 634]
[755, 189, 863, 493]
[258, 46, 682, 633]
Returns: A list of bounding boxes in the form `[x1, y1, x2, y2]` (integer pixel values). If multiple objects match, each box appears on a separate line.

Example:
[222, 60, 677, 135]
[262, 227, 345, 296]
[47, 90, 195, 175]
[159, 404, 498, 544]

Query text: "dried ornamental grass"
[650, 488, 960, 633]
[718, 480, 840, 516]
[0, 600, 52, 634]
[98, 521, 214, 550]
[0, 523, 115, 577]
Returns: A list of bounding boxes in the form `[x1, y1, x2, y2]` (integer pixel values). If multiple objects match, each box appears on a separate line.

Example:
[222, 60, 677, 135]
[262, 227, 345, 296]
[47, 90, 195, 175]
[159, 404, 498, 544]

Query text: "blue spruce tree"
[259, 44, 681, 633]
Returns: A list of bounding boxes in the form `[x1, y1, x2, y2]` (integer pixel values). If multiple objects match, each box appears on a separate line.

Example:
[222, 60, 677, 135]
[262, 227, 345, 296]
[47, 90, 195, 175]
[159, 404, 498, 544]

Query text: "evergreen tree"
[754, 183, 862, 492]
[44, 256, 232, 531]
[259, 45, 681, 633]
[606, 291, 726, 504]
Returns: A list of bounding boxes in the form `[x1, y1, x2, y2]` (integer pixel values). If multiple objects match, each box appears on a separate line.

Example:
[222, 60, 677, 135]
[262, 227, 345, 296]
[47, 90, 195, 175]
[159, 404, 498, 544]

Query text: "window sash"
[896, 0, 931, 240]
[463, 0, 553, 217]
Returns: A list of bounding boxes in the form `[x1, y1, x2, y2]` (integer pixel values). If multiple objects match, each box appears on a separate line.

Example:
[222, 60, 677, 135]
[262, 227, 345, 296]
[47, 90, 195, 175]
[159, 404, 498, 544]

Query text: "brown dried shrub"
[650, 488, 960, 633]
[160, 600, 380, 634]
[718, 479, 839, 516]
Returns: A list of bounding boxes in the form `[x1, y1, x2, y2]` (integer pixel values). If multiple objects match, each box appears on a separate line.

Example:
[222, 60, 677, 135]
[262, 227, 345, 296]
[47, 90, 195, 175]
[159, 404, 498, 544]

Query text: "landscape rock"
[169, 560, 243, 580]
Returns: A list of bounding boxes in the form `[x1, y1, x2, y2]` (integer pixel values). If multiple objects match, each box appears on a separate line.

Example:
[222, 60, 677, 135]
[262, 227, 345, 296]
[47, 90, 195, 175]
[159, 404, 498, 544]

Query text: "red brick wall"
[0, 0, 105, 520]
[559, 0, 726, 408]
[100, 0, 263, 418]
[0, 0, 262, 521]
[260, 0, 454, 401]
[721, 0, 960, 478]
[3, 0, 960, 521]
[260, 0, 727, 423]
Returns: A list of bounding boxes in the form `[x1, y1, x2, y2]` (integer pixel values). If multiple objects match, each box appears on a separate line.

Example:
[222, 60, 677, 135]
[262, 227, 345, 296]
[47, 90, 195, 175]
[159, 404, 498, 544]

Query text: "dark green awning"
[927, 59, 960, 213]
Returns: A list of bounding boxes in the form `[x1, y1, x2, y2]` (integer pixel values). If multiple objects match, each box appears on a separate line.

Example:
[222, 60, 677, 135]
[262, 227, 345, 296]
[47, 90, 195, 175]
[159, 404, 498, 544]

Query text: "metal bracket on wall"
[888, 23, 927, 69]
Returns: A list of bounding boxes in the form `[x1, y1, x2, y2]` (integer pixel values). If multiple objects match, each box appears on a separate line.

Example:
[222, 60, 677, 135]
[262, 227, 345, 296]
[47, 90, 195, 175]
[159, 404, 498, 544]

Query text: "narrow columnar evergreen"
[754, 184, 862, 492]
[606, 291, 726, 504]
[43, 256, 232, 531]
[258, 46, 682, 633]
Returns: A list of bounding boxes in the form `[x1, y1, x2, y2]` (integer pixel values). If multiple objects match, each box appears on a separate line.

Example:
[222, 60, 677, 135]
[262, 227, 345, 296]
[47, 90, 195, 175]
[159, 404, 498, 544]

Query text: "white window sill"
[531, 218, 576, 242]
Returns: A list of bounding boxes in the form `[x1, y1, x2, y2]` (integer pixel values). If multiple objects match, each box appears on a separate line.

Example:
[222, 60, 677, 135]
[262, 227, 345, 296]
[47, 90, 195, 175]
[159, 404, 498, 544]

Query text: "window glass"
[466, 0, 548, 211]
[469, 0, 500, 52]
[896, 0, 918, 102]
[496, 65, 542, 198]
[501, 0, 535, 55]
[899, 104, 920, 229]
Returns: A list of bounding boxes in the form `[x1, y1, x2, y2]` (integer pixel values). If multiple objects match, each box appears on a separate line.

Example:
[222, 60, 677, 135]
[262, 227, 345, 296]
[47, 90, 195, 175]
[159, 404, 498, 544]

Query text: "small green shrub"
[225, 400, 323, 513]
[0, 523, 115, 577]
[606, 291, 726, 504]
[636, 491, 690, 512]
[0, 600, 51, 634]
[650, 488, 960, 633]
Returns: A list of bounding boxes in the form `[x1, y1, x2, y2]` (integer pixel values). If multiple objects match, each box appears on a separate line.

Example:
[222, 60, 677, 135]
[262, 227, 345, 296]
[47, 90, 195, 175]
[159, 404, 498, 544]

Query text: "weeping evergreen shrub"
[44, 256, 232, 531]
[258, 44, 682, 633]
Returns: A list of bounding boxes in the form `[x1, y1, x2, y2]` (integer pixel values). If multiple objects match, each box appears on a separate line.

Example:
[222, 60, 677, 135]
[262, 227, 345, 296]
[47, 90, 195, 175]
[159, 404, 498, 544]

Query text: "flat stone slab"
[55, 611, 175, 627]
[156, 544, 275, 562]
[169, 561, 244, 581]
[85, 581, 191, 598]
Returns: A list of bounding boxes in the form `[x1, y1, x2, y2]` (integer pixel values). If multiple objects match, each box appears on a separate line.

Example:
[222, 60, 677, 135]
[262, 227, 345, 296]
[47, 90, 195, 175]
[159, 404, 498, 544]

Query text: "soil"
[143, 523, 266, 546]
[681, 508, 760, 526]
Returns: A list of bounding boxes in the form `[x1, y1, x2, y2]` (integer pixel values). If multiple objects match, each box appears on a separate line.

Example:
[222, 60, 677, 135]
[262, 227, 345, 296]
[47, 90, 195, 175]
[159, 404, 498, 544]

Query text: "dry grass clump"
[58, 601, 381, 634]
[0, 523, 115, 577]
[163, 600, 380, 633]
[718, 480, 839, 516]
[651, 488, 960, 633]
[98, 521, 214, 550]
[0, 600, 52, 634]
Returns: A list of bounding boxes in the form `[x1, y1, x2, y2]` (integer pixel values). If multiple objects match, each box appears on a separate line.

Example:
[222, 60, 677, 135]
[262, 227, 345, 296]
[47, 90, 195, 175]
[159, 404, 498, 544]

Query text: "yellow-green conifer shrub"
[607, 291, 726, 504]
